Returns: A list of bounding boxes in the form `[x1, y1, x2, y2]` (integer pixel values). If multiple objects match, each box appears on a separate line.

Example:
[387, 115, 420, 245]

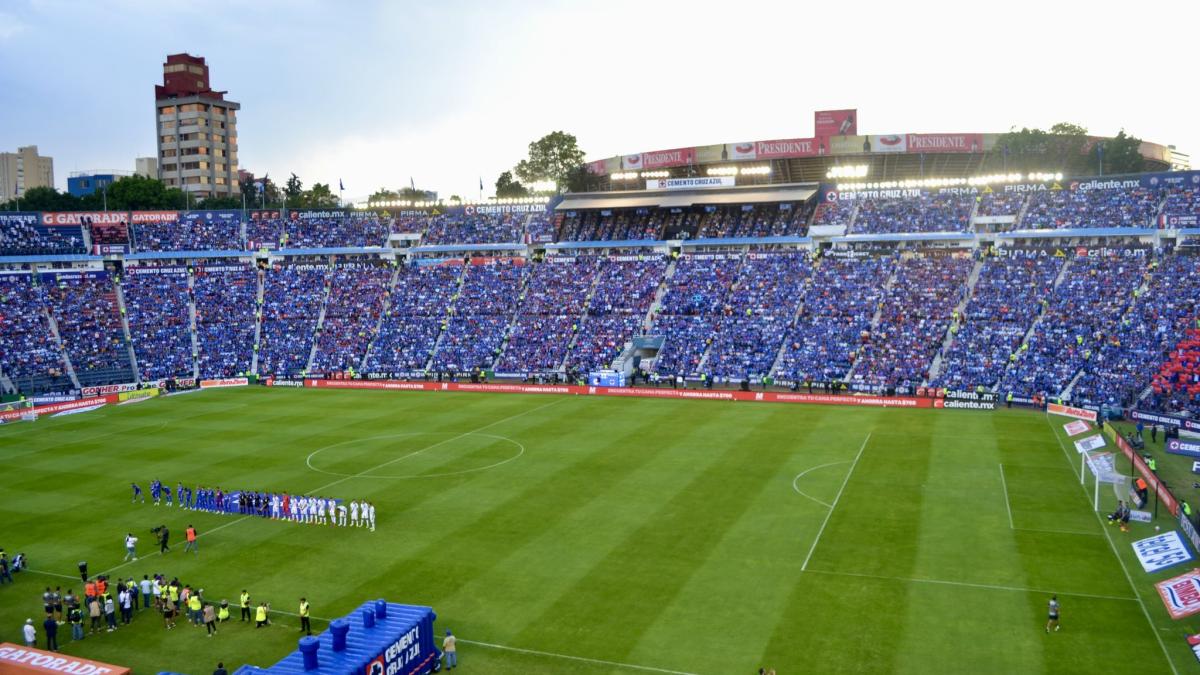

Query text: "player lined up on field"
[133, 481, 376, 530]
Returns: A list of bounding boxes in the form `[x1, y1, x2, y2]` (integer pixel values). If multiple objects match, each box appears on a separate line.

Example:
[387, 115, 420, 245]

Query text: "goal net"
[1080, 449, 1123, 512]
[0, 399, 36, 424]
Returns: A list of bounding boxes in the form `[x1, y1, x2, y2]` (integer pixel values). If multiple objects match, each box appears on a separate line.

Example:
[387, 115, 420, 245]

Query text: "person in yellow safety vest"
[188, 594, 203, 626]
[240, 591, 251, 622]
[299, 598, 311, 636]
[217, 600, 230, 622]
[1184, 502, 1193, 520]
[255, 602, 269, 628]
[1148, 457, 1157, 472]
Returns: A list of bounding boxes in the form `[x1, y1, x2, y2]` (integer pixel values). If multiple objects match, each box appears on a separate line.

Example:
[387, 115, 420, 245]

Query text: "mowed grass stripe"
[629, 409, 884, 673]
[509, 403, 827, 671]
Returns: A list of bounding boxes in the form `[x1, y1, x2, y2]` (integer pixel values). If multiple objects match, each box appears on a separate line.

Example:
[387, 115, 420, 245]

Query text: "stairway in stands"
[112, 276, 142, 384]
[926, 256, 985, 384]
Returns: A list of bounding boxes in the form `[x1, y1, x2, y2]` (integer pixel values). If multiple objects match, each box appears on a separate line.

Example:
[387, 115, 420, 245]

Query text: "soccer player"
[281, 492, 290, 520]
[131, 483, 144, 504]
[337, 501, 347, 527]
[350, 500, 360, 528]
[271, 493, 281, 519]
[308, 496, 319, 524]
[366, 501, 376, 532]
[151, 479, 161, 505]
[1046, 595, 1060, 633]
[176, 482, 185, 508]
[164, 482, 173, 506]
[317, 497, 327, 525]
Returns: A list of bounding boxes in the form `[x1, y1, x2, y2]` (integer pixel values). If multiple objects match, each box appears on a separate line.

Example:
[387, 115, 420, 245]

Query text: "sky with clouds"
[0, 0, 1194, 199]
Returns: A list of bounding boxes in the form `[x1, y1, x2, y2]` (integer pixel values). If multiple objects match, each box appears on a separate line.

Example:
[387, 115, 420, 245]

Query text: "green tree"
[1094, 130, 1145, 175]
[400, 187, 430, 202]
[284, 173, 304, 202]
[104, 175, 178, 210]
[300, 183, 339, 208]
[448, 195, 462, 203]
[369, 188, 400, 203]
[241, 177, 259, 208]
[514, 131, 585, 192]
[495, 171, 529, 198]
[6, 186, 77, 211]
[988, 122, 1091, 175]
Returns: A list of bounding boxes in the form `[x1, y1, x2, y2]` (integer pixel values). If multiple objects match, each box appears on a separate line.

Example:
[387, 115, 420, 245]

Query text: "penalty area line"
[803, 568, 1138, 602]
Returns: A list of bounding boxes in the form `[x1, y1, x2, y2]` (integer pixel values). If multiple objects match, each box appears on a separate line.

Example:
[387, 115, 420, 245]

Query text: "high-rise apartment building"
[154, 53, 239, 198]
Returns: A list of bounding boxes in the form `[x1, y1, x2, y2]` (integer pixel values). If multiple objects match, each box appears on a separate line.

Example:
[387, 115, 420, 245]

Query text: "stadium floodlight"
[707, 166, 740, 177]
[827, 165, 868, 179]
[641, 170, 670, 179]
[741, 165, 772, 176]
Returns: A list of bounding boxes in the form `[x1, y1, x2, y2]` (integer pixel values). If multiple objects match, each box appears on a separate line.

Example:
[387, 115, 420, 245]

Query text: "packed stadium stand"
[4, 172, 1200, 422]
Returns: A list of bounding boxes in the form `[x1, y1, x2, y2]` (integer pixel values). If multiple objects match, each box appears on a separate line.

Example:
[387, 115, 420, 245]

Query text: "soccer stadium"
[3, 4, 1200, 674]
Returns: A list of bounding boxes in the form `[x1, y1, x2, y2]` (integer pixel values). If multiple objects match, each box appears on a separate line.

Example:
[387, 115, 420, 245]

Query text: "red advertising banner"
[815, 109, 858, 137]
[585, 159, 608, 176]
[129, 210, 180, 224]
[1156, 569, 1200, 620]
[303, 379, 934, 409]
[41, 211, 129, 226]
[906, 133, 984, 154]
[639, 147, 697, 170]
[754, 138, 820, 159]
[0, 395, 110, 422]
[0, 643, 131, 675]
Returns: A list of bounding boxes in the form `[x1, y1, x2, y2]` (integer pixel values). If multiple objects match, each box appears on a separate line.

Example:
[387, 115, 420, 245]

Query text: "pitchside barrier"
[234, 600, 439, 675]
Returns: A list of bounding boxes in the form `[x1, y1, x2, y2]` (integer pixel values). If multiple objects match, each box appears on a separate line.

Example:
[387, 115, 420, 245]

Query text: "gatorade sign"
[0, 644, 130, 674]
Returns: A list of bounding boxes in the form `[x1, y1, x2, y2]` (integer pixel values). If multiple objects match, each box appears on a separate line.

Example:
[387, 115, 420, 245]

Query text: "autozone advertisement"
[1157, 568, 1200, 620]
[303, 379, 934, 408]
[1047, 402, 1098, 422]
[199, 377, 249, 389]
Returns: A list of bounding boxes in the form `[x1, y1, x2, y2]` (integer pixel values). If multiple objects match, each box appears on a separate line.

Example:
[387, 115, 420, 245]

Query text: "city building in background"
[154, 53, 240, 198]
[0, 145, 54, 201]
[135, 156, 158, 178]
[67, 170, 134, 197]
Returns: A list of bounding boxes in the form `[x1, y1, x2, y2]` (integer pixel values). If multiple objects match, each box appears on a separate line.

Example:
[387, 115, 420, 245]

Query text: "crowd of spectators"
[849, 192, 975, 234]
[0, 274, 67, 386]
[565, 257, 667, 373]
[1074, 253, 1200, 409]
[933, 253, 1064, 391]
[811, 200, 854, 227]
[246, 219, 284, 249]
[432, 261, 526, 371]
[1161, 184, 1200, 222]
[365, 263, 463, 373]
[45, 273, 133, 379]
[194, 265, 257, 378]
[1021, 187, 1159, 229]
[258, 265, 328, 376]
[774, 255, 893, 384]
[649, 255, 740, 377]
[975, 192, 1027, 217]
[704, 252, 809, 380]
[999, 255, 1144, 399]
[122, 270, 194, 380]
[496, 257, 600, 373]
[132, 218, 242, 252]
[312, 263, 393, 372]
[851, 255, 972, 389]
[421, 214, 523, 245]
[283, 216, 391, 249]
[558, 211, 662, 242]
[0, 221, 86, 256]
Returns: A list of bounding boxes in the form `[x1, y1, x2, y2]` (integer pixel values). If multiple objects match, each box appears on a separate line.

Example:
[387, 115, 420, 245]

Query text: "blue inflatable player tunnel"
[233, 601, 440, 675]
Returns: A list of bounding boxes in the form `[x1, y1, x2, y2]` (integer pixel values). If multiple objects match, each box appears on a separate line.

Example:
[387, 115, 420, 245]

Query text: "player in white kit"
[366, 501, 376, 532]
[337, 501, 347, 526]
[350, 500, 360, 527]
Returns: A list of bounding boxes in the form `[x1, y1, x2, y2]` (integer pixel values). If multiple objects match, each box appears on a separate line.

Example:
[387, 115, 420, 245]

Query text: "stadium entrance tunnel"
[305, 431, 524, 479]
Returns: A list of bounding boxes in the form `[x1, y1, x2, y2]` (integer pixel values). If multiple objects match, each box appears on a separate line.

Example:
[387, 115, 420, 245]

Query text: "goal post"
[0, 399, 35, 424]
[1081, 449, 1123, 512]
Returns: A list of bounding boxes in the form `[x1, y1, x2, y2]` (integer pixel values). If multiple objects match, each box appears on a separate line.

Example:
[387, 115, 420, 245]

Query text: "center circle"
[305, 432, 525, 479]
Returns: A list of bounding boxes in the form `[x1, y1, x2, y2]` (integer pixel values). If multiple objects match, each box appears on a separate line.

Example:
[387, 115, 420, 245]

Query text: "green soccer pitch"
[0, 387, 1191, 674]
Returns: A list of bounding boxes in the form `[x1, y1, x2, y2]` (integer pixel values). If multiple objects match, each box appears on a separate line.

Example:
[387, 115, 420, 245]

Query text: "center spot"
[306, 432, 524, 479]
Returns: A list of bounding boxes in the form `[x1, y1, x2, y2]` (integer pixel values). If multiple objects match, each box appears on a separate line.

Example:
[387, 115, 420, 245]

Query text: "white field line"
[790, 461, 849, 508]
[801, 433, 870, 571]
[999, 463, 1015, 529]
[803, 568, 1137, 603]
[1045, 413, 1178, 675]
[264, 608, 701, 675]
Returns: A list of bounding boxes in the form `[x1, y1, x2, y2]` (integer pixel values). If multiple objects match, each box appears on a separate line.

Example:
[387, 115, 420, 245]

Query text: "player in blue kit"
[176, 482, 184, 508]
[131, 483, 144, 504]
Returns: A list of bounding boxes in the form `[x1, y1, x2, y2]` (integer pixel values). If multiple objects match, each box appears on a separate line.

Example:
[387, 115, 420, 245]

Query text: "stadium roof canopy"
[556, 182, 817, 211]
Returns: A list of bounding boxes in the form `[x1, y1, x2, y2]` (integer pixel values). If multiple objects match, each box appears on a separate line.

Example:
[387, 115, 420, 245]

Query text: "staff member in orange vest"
[185, 525, 198, 554]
